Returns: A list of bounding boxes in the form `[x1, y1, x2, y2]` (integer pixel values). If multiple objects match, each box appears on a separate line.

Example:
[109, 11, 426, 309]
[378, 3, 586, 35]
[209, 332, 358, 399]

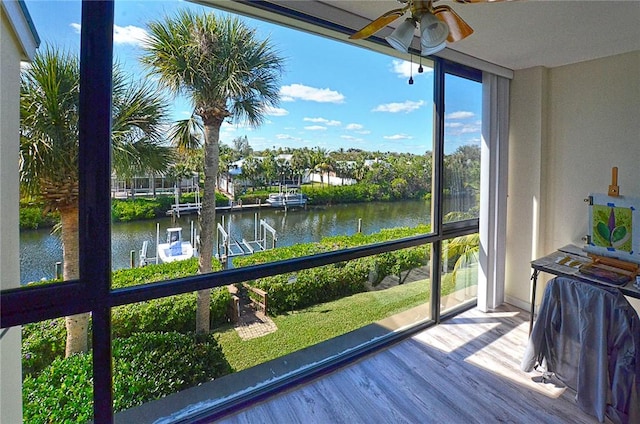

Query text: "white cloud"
[280, 84, 345, 103]
[263, 106, 289, 116]
[391, 59, 434, 78]
[71, 23, 149, 47]
[304, 125, 327, 131]
[346, 123, 363, 131]
[276, 134, 302, 141]
[446, 111, 475, 120]
[341, 135, 363, 142]
[445, 121, 481, 136]
[304, 117, 341, 126]
[383, 134, 413, 140]
[372, 100, 424, 113]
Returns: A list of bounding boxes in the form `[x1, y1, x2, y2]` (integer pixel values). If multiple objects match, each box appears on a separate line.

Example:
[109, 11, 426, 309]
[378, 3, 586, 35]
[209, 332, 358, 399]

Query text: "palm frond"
[169, 117, 203, 152]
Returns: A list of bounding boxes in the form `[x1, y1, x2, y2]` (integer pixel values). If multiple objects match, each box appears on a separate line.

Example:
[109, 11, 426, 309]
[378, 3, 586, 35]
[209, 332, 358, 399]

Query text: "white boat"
[266, 186, 307, 208]
[157, 227, 195, 263]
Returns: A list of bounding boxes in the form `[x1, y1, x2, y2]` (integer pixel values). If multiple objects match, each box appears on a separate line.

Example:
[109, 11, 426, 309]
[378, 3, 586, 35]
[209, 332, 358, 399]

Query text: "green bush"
[112, 287, 231, 339]
[301, 183, 385, 205]
[19, 205, 59, 229]
[111, 197, 172, 222]
[234, 224, 432, 314]
[111, 193, 228, 222]
[24, 258, 229, 376]
[23, 332, 232, 423]
[22, 318, 67, 377]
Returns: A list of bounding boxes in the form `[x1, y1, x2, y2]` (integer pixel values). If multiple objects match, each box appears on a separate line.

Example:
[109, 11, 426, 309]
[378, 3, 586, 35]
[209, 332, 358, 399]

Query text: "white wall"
[0, 7, 24, 422]
[1, 1, 39, 420]
[505, 51, 640, 310]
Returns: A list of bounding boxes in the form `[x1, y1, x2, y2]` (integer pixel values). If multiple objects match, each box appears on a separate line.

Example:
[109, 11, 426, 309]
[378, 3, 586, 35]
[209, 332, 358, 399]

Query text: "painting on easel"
[585, 193, 640, 264]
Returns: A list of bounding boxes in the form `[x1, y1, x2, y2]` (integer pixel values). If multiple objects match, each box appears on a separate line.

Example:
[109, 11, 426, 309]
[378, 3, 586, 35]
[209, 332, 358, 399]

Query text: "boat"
[266, 186, 307, 209]
[157, 227, 195, 263]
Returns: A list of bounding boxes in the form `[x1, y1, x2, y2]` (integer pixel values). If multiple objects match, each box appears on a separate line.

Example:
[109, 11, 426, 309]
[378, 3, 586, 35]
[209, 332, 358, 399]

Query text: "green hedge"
[111, 197, 174, 222]
[301, 183, 386, 205]
[234, 225, 432, 315]
[23, 258, 228, 376]
[249, 260, 370, 315]
[23, 332, 232, 423]
[20, 193, 232, 226]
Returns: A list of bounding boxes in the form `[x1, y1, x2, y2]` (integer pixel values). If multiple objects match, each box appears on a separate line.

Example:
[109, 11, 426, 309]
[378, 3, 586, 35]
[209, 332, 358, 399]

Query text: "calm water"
[20, 200, 434, 285]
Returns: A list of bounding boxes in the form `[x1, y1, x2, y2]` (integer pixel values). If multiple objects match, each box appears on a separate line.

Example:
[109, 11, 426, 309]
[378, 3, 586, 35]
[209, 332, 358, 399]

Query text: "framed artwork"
[585, 193, 640, 264]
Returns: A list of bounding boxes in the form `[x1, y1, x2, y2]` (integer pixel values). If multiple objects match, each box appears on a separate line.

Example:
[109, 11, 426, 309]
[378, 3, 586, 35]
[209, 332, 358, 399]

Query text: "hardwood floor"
[218, 304, 602, 424]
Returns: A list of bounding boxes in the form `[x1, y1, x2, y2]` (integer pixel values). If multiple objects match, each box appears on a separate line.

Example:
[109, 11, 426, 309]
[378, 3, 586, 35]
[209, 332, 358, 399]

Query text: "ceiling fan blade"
[433, 5, 474, 43]
[349, 7, 408, 40]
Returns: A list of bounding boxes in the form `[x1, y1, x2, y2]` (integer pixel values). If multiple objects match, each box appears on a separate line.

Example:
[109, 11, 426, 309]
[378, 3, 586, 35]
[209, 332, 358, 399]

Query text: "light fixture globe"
[420, 12, 449, 48]
[385, 19, 416, 53]
[421, 41, 446, 56]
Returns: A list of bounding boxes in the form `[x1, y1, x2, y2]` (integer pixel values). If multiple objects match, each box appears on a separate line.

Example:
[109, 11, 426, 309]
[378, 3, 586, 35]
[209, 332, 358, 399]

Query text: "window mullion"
[78, 0, 115, 422]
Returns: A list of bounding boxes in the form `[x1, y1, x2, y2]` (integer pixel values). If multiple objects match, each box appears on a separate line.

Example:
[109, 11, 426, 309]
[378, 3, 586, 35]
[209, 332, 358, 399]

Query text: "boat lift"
[139, 221, 197, 266]
[216, 213, 277, 264]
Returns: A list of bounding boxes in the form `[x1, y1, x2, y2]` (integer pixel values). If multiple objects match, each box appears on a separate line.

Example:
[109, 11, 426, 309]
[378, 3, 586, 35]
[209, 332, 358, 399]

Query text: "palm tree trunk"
[60, 204, 89, 356]
[196, 119, 222, 334]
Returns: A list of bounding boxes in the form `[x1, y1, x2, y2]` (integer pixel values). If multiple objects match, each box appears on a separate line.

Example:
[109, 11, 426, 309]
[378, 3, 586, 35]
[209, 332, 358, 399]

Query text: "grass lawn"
[216, 278, 430, 372]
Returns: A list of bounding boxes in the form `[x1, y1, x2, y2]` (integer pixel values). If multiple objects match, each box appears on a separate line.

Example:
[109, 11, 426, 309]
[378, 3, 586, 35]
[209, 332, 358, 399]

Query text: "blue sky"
[24, 0, 481, 155]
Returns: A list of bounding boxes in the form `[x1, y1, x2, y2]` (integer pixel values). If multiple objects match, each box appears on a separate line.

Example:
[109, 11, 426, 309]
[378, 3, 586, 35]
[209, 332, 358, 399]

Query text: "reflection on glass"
[440, 234, 479, 313]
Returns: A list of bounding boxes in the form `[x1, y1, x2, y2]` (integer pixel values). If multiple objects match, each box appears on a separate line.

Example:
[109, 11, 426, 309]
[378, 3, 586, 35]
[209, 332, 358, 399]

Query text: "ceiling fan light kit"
[420, 12, 449, 48]
[421, 42, 447, 56]
[350, 0, 490, 57]
[385, 18, 417, 52]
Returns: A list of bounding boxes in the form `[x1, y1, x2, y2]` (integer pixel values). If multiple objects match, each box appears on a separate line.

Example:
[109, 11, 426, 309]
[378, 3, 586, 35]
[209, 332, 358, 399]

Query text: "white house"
[0, 1, 39, 422]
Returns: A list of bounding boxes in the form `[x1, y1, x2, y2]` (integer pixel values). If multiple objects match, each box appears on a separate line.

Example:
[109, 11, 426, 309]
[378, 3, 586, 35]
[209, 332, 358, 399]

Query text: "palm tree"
[20, 47, 172, 356]
[142, 9, 284, 334]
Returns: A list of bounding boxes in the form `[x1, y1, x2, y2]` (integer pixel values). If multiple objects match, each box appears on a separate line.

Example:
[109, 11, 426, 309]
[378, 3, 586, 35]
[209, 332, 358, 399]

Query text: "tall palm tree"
[20, 47, 172, 356]
[142, 9, 284, 333]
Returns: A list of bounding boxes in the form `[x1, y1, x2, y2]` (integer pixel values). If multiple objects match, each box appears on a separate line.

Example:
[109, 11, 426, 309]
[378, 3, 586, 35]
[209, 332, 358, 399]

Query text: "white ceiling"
[216, 0, 640, 71]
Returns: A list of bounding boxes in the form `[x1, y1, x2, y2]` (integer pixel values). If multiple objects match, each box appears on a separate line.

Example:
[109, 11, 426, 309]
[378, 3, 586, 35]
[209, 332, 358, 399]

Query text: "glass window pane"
[443, 73, 482, 222]
[440, 234, 479, 313]
[100, 0, 435, 287]
[18, 1, 82, 287]
[114, 248, 431, 418]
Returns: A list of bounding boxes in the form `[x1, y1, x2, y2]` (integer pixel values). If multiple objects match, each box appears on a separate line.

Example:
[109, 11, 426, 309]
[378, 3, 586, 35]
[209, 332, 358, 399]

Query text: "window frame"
[1, 1, 484, 421]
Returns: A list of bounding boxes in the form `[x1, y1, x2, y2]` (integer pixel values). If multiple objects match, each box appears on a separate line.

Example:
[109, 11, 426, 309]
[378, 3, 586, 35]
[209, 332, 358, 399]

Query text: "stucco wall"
[505, 51, 640, 311]
[1, 7, 24, 423]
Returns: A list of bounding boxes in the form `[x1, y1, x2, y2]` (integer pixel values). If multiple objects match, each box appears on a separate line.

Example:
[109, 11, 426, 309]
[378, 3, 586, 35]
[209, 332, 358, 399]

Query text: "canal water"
[19, 200, 433, 285]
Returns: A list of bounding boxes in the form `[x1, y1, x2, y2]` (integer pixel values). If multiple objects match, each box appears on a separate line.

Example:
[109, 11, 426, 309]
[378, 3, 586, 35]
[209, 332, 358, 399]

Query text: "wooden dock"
[166, 201, 265, 217]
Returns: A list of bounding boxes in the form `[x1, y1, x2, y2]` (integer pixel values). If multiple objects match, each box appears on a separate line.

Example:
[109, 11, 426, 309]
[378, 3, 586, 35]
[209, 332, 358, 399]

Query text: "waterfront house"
[1, 1, 638, 423]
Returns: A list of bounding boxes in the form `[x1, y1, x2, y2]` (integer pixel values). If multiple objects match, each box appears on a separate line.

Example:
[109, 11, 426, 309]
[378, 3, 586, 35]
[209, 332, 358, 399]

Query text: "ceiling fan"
[350, 0, 502, 55]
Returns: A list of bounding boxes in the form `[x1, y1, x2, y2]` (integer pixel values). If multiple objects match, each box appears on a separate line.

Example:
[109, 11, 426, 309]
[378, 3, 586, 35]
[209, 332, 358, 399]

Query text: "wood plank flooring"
[218, 304, 603, 424]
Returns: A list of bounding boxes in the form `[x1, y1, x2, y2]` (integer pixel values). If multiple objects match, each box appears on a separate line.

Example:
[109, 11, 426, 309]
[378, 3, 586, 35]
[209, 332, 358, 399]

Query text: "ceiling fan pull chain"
[409, 53, 414, 85]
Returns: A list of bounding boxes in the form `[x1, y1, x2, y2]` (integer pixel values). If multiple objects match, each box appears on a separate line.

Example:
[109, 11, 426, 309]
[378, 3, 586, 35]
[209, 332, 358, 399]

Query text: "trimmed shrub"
[22, 318, 67, 377]
[112, 287, 231, 339]
[23, 332, 232, 423]
[235, 224, 432, 314]
[250, 260, 369, 315]
[24, 258, 229, 376]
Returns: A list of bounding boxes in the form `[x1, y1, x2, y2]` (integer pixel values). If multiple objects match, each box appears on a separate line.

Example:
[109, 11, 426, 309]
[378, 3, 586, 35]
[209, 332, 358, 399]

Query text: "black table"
[529, 244, 640, 334]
